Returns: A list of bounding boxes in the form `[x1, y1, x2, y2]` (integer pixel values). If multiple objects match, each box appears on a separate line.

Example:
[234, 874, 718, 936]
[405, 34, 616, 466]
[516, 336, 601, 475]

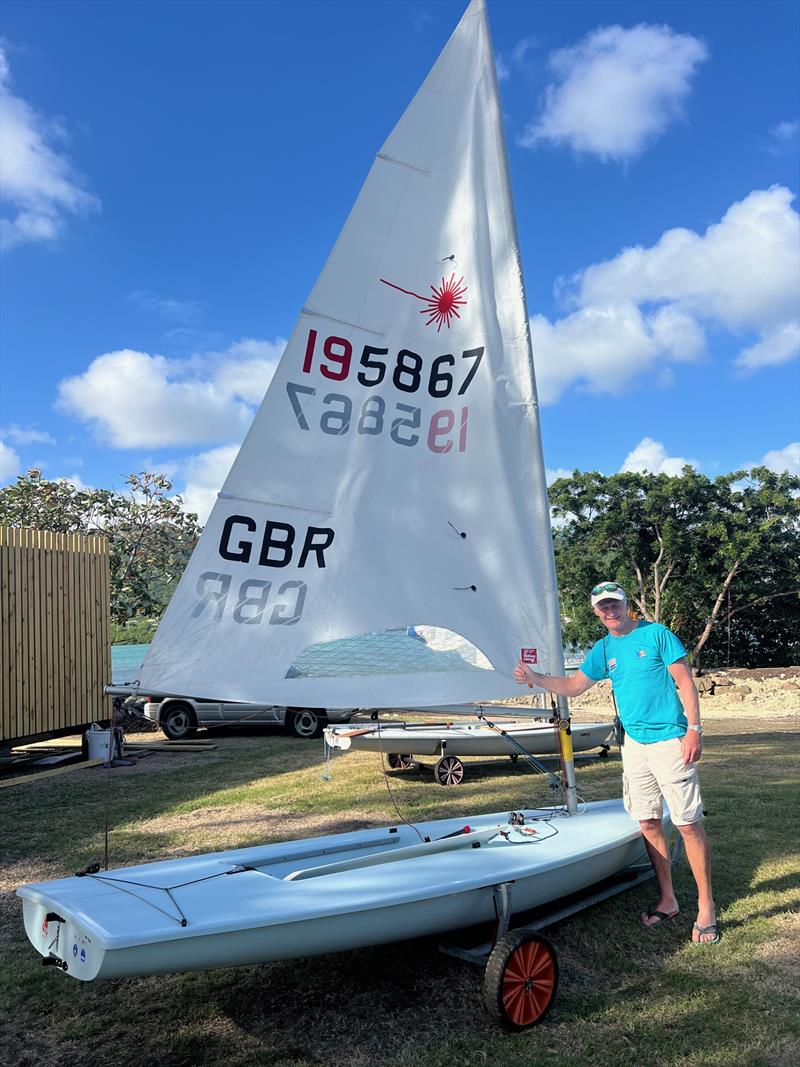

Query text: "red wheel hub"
[501, 939, 557, 1026]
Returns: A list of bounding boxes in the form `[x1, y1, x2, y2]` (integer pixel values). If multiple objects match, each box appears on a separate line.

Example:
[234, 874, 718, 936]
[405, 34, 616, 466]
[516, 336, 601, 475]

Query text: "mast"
[477, 0, 577, 811]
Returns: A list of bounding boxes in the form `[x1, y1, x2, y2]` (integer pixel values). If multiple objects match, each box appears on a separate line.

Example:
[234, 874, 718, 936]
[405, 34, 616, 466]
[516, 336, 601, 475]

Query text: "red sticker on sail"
[380, 272, 468, 330]
[520, 648, 538, 664]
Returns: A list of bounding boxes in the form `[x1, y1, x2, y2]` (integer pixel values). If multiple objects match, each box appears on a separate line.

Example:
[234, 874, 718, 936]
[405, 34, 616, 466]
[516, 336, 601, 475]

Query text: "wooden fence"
[1, 526, 111, 745]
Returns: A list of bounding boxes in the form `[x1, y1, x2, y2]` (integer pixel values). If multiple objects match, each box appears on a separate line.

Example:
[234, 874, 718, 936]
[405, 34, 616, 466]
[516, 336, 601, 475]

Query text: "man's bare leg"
[639, 818, 679, 924]
[675, 820, 716, 942]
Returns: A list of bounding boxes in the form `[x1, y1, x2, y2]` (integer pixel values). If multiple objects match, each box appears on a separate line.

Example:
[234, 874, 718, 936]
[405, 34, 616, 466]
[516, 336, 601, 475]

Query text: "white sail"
[140, 0, 564, 707]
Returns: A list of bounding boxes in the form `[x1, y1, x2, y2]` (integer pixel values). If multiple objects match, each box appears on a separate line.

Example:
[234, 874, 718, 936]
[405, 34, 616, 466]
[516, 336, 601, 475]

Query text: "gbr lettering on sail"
[196, 315, 486, 629]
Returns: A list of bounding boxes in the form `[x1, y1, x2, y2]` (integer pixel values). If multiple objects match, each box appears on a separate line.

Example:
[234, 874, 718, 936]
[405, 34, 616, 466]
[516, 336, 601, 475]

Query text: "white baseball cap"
[590, 581, 627, 607]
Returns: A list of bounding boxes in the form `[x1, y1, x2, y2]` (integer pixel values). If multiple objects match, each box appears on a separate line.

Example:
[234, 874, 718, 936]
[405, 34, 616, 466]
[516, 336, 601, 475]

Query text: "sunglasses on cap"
[591, 583, 623, 595]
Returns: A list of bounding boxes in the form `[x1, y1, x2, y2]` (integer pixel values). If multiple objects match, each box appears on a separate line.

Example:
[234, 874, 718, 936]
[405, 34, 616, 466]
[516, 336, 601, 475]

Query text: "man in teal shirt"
[515, 581, 718, 945]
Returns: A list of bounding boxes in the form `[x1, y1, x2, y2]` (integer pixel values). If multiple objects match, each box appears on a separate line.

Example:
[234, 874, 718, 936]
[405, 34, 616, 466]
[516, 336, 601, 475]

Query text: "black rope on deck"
[85, 864, 256, 927]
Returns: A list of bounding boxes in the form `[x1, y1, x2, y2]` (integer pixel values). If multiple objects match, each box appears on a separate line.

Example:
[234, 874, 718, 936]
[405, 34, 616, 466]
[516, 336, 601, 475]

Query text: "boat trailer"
[440, 834, 683, 1030]
[386, 735, 610, 787]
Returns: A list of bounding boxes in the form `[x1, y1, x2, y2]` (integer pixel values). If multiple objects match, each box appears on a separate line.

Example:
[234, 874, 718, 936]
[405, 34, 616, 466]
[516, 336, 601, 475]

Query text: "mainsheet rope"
[374, 714, 426, 842]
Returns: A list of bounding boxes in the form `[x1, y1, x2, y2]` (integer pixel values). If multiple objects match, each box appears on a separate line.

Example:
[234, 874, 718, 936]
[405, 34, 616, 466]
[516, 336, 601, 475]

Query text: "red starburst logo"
[380, 273, 468, 331]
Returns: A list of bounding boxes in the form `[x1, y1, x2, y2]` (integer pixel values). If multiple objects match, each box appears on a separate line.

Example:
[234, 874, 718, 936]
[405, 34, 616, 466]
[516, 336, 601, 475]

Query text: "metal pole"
[555, 696, 578, 813]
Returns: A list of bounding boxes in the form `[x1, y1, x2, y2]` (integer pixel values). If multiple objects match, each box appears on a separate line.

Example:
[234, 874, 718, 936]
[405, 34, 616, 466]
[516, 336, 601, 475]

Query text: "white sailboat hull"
[326, 720, 614, 757]
[18, 800, 652, 981]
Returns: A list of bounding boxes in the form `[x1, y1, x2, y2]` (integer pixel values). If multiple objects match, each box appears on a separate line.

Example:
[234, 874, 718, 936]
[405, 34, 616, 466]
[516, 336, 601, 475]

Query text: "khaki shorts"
[621, 735, 704, 825]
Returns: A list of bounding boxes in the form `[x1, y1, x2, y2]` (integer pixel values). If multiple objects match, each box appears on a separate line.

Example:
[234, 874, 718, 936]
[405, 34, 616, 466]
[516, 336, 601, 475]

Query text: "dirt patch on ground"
[0, 860, 53, 952]
[752, 911, 800, 997]
[132, 805, 388, 855]
[4, 735, 216, 785]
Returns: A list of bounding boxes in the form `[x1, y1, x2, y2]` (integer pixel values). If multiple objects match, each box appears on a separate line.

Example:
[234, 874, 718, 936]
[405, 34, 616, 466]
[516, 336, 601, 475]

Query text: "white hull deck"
[19, 799, 648, 982]
[325, 720, 614, 758]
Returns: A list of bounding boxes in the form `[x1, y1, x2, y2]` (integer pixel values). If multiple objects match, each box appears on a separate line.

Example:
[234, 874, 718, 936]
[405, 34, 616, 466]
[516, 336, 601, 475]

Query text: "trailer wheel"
[434, 755, 464, 786]
[484, 929, 558, 1030]
[387, 753, 413, 770]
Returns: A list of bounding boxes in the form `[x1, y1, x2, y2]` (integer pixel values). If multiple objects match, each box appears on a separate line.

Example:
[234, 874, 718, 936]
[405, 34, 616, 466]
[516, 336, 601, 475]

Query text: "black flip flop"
[692, 921, 720, 945]
[641, 907, 680, 928]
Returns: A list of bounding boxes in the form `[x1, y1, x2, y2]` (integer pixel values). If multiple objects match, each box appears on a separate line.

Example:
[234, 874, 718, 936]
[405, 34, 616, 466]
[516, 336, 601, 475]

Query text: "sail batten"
[375, 153, 431, 176]
[300, 309, 387, 337]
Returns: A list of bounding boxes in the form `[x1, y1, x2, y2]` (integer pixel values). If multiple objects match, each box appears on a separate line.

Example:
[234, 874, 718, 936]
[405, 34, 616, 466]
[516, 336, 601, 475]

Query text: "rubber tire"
[286, 708, 325, 739]
[434, 755, 464, 786]
[484, 930, 558, 1030]
[160, 702, 198, 741]
[387, 753, 414, 770]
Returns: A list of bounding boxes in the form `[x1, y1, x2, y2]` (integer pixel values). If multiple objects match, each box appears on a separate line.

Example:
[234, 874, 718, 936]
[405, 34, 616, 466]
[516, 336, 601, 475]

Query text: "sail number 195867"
[301, 329, 483, 397]
[286, 385, 468, 453]
[284, 329, 484, 454]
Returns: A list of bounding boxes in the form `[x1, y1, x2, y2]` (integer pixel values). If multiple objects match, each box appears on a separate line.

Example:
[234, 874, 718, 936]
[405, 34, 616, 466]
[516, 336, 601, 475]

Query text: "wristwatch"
[687, 724, 704, 734]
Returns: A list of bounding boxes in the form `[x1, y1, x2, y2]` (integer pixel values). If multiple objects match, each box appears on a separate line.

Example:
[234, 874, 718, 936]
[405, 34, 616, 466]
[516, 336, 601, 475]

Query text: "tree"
[0, 469, 202, 623]
[549, 468, 800, 669]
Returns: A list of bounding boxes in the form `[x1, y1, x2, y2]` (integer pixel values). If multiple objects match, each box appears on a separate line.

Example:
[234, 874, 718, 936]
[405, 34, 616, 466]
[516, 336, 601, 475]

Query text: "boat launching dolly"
[440, 834, 683, 1030]
[385, 734, 610, 787]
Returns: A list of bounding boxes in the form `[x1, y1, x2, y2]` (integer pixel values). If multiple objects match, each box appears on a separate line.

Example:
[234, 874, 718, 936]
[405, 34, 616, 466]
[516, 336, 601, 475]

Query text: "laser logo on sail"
[379, 272, 468, 331]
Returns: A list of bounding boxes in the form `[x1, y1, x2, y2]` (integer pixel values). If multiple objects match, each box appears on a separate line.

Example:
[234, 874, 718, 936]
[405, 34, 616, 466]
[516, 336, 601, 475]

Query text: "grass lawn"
[1, 715, 798, 1067]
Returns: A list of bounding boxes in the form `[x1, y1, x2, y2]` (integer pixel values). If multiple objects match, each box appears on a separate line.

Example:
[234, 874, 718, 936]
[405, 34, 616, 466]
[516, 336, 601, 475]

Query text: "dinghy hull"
[18, 800, 654, 981]
[326, 720, 614, 758]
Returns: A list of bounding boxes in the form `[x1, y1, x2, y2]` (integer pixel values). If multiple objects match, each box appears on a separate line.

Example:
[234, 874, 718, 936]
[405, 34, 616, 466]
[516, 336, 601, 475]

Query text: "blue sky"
[1, 0, 798, 521]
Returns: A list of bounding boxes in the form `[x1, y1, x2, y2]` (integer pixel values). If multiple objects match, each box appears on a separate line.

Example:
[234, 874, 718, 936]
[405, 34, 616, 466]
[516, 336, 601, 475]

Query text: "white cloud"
[512, 36, 539, 65]
[734, 322, 800, 374]
[573, 186, 799, 335]
[520, 24, 708, 160]
[770, 119, 799, 141]
[532, 302, 661, 403]
[496, 35, 538, 83]
[760, 442, 800, 476]
[546, 467, 571, 486]
[179, 445, 240, 523]
[0, 42, 100, 252]
[213, 339, 284, 403]
[768, 119, 799, 155]
[1, 424, 56, 445]
[648, 305, 706, 362]
[0, 439, 21, 483]
[57, 472, 91, 490]
[56, 338, 284, 448]
[534, 186, 800, 402]
[127, 290, 203, 325]
[621, 437, 696, 476]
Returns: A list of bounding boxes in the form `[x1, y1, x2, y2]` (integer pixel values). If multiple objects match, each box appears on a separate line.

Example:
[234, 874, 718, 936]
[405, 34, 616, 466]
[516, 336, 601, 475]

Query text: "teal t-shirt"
[580, 621, 688, 743]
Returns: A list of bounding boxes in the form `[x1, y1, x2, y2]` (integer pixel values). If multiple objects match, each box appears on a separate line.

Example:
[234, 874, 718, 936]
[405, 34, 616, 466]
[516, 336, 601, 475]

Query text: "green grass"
[2, 718, 798, 1067]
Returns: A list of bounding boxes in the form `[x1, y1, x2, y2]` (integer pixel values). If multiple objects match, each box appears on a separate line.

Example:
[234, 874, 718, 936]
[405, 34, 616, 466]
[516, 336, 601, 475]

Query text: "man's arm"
[514, 662, 597, 699]
[668, 657, 703, 763]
